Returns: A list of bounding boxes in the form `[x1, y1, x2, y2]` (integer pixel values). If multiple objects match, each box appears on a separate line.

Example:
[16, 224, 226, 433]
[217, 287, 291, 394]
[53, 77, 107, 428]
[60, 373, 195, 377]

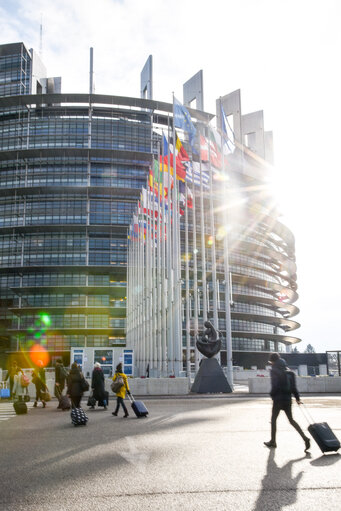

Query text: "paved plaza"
[0, 394, 340, 511]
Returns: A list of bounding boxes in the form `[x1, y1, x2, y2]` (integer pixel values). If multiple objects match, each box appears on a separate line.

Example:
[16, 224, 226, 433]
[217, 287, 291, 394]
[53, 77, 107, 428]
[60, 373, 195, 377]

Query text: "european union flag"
[174, 97, 196, 147]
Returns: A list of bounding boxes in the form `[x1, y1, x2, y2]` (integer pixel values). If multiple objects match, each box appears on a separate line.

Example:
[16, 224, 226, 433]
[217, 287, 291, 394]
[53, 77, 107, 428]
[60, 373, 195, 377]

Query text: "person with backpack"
[55, 358, 67, 408]
[12, 368, 26, 400]
[264, 353, 310, 451]
[111, 363, 130, 418]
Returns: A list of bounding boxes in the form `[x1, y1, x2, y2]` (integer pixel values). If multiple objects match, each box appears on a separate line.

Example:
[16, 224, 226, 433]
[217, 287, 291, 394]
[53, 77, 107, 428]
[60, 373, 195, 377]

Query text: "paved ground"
[0, 394, 340, 511]
[0, 401, 34, 422]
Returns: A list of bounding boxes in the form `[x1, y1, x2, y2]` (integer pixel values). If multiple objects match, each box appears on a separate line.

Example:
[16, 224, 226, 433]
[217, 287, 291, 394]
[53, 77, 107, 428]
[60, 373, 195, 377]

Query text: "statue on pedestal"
[191, 320, 232, 394]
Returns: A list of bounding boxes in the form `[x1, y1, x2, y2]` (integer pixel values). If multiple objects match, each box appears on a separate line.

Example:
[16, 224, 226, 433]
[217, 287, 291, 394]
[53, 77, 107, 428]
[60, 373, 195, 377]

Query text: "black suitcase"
[13, 400, 28, 415]
[308, 422, 340, 453]
[98, 391, 109, 407]
[71, 407, 88, 426]
[87, 394, 96, 408]
[128, 393, 148, 418]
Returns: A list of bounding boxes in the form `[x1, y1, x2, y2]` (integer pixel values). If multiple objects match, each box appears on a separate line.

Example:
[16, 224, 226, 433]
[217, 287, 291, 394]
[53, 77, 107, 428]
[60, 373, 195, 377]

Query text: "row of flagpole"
[126, 96, 235, 385]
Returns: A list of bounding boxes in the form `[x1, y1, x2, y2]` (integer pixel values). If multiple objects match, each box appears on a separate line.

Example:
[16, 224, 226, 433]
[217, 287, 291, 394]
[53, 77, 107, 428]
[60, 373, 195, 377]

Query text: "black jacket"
[55, 362, 67, 386]
[32, 367, 46, 391]
[67, 367, 83, 397]
[270, 358, 300, 403]
[91, 367, 106, 401]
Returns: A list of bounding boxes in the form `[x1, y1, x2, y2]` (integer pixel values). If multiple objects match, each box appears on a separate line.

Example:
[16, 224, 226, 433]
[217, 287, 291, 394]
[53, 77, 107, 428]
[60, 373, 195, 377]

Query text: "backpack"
[111, 375, 124, 393]
[21, 373, 30, 387]
[284, 370, 295, 394]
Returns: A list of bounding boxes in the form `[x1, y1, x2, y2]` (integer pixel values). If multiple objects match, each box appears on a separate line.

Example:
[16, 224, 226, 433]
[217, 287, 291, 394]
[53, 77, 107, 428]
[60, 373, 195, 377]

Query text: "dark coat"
[270, 358, 300, 405]
[91, 367, 106, 401]
[67, 367, 83, 398]
[55, 362, 67, 386]
[32, 367, 46, 391]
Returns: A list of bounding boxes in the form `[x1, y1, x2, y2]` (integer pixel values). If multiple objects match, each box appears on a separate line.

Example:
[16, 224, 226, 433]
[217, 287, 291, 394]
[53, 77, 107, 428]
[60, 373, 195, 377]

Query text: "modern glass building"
[0, 42, 300, 372]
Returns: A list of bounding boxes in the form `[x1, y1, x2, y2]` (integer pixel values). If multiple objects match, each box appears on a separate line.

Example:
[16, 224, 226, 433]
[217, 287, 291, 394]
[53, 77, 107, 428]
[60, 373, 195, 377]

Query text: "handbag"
[41, 389, 51, 402]
[111, 375, 124, 393]
[21, 373, 30, 387]
[87, 392, 96, 407]
[80, 377, 89, 392]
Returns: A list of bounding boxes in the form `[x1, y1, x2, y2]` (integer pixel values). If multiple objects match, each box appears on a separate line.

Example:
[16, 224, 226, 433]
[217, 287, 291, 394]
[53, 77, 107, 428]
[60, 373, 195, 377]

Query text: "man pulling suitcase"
[264, 352, 310, 451]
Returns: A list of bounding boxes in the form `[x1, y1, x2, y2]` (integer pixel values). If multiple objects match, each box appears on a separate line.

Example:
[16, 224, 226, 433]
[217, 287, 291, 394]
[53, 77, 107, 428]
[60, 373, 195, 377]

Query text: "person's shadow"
[253, 449, 310, 511]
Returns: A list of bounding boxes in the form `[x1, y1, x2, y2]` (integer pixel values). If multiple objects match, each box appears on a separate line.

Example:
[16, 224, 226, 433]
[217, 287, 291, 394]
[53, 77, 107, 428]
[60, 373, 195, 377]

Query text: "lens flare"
[29, 344, 50, 366]
[39, 313, 51, 327]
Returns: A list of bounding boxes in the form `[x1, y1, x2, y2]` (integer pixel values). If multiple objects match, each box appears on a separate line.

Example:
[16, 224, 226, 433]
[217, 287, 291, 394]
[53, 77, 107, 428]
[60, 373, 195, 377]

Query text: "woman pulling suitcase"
[111, 363, 130, 418]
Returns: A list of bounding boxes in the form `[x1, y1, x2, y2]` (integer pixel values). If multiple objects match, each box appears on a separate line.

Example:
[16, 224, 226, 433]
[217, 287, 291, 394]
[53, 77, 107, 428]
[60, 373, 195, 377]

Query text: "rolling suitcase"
[59, 395, 71, 410]
[98, 391, 109, 407]
[13, 400, 28, 415]
[301, 404, 340, 453]
[0, 382, 10, 399]
[308, 423, 340, 453]
[70, 407, 88, 426]
[128, 393, 148, 418]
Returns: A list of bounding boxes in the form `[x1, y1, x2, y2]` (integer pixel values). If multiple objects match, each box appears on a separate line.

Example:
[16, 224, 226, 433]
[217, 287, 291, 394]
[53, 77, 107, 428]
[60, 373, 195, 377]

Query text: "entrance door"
[72, 349, 84, 371]
[94, 349, 113, 377]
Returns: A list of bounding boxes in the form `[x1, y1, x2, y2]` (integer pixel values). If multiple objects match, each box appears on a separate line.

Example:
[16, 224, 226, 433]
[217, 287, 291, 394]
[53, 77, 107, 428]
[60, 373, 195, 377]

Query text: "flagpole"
[167, 117, 173, 376]
[137, 200, 142, 374]
[184, 182, 191, 377]
[198, 126, 207, 373]
[161, 134, 167, 376]
[220, 98, 234, 389]
[208, 128, 219, 341]
[191, 145, 199, 374]
[156, 142, 162, 377]
[150, 170, 157, 376]
[172, 93, 182, 377]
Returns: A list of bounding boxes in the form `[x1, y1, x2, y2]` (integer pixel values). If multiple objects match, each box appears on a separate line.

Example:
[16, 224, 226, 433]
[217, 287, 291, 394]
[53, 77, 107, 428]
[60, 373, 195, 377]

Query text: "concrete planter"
[248, 376, 341, 394]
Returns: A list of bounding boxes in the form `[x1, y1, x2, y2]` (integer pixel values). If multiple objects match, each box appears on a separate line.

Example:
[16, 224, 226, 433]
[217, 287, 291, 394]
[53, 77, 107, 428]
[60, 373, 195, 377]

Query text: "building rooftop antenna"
[39, 13, 43, 58]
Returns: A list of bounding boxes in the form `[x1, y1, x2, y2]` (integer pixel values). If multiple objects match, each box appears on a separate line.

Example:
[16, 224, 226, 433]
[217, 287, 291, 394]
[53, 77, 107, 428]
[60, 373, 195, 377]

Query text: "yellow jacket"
[112, 371, 130, 398]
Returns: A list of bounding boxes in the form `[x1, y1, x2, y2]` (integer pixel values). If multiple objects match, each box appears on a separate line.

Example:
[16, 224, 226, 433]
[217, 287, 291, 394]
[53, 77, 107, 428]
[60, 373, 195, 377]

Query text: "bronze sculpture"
[196, 320, 222, 358]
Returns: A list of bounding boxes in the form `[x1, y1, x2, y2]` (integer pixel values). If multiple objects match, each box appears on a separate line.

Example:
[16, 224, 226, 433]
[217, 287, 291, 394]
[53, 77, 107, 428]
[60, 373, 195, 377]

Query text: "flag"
[160, 133, 186, 182]
[174, 97, 196, 147]
[200, 133, 221, 169]
[175, 132, 190, 162]
[178, 181, 193, 209]
[185, 161, 209, 190]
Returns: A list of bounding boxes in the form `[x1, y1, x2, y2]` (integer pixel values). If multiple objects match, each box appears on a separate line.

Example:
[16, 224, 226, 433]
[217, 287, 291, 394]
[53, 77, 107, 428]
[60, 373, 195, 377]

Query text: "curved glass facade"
[0, 42, 300, 368]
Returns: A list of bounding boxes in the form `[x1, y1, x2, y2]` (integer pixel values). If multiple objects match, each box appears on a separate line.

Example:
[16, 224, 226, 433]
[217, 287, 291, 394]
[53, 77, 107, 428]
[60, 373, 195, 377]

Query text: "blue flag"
[174, 97, 196, 147]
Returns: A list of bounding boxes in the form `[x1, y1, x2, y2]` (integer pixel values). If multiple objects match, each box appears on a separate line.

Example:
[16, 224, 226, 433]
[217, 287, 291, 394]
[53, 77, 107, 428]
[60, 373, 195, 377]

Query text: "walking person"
[264, 353, 310, 451]
[55, 358, 67, 408]
[12, 367, 26, 400]
[4, 360, 23, 399]
[91, 362, 107, 410]
[32, 361, 47, 408]
[67, 362, 85, 408]
[112, 363, 130, 418]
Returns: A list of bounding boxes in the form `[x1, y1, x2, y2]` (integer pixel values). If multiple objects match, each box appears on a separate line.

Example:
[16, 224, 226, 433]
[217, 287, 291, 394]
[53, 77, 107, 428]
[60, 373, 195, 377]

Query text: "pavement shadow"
[253, 449, 308, 511]
[310, 453, 341, 466]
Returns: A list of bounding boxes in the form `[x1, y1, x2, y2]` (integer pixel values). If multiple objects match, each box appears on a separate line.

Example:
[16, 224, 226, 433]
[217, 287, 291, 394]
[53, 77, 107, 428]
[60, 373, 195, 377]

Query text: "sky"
[0, 0, 340, 353]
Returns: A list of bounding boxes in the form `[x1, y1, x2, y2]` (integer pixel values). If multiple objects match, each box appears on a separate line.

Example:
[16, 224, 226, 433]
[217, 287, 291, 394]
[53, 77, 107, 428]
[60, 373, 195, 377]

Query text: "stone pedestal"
[191, 358, 232, 393]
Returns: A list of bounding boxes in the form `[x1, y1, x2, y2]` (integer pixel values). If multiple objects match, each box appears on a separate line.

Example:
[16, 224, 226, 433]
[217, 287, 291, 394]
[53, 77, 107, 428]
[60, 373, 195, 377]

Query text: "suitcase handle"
[127, 392, 135, 403]
[298, 402, 315, 425]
